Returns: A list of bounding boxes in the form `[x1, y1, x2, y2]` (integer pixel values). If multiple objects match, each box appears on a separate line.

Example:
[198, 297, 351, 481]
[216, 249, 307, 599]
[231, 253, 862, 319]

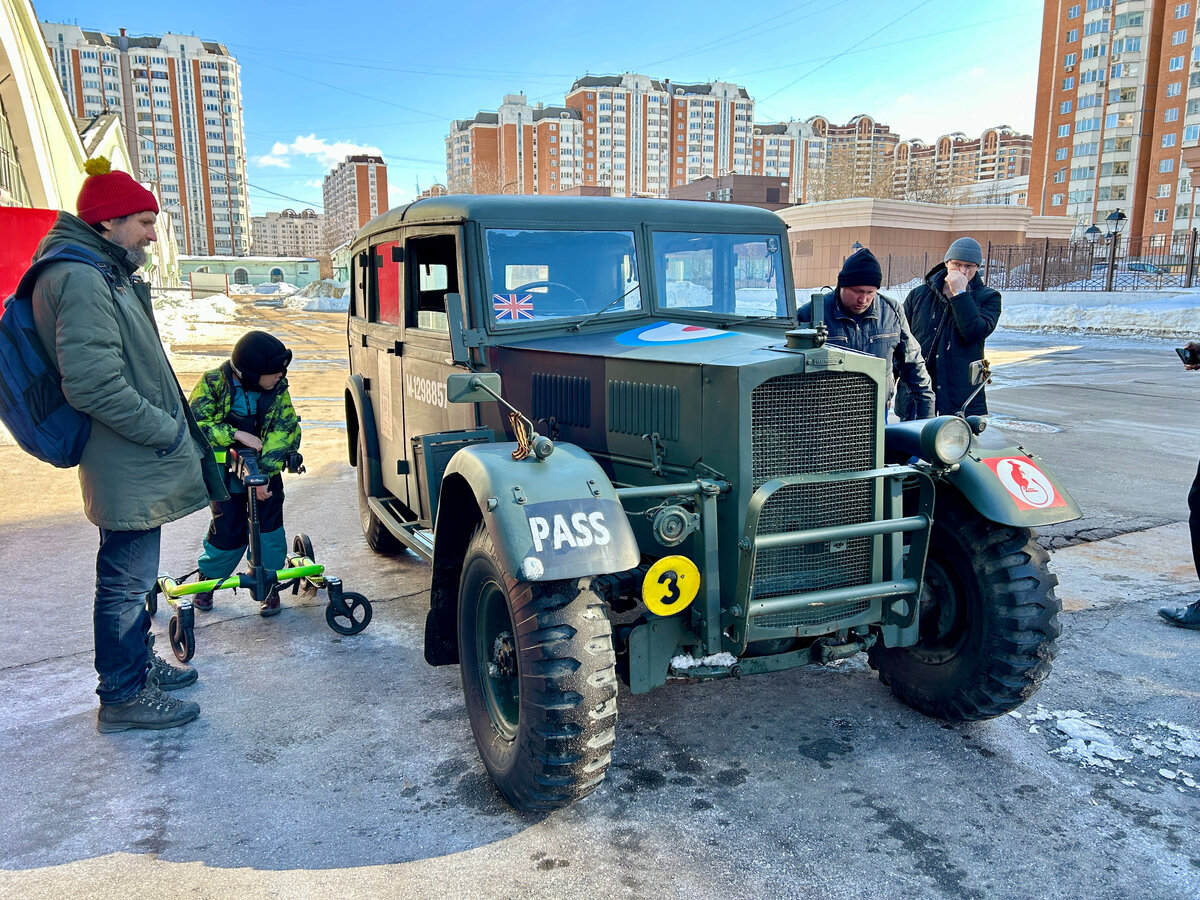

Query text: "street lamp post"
[1084, 223, 1102, 285]
[1103, 208, 1127, 291]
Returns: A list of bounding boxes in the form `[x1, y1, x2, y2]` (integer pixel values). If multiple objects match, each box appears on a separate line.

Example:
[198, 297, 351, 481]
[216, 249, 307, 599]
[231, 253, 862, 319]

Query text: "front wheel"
[870, 493, 1061, 720]
[457, 525, 618, 811]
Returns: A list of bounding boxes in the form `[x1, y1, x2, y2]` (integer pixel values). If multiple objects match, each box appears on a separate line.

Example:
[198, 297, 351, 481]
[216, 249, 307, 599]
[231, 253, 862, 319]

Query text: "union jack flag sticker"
[493, 293, 535, 320]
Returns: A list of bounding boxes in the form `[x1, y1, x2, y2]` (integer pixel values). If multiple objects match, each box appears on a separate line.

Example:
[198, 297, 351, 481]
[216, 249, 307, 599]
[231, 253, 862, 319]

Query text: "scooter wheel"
[145, 586, 159, 617]
[169, 612, 196, 663]
[325, 591, 372, 636]
[292, 532, 315, 561]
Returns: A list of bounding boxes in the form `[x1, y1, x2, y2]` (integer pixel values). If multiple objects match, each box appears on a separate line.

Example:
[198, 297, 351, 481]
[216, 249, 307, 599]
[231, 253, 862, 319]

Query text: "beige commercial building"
[251, 208, 323, 257]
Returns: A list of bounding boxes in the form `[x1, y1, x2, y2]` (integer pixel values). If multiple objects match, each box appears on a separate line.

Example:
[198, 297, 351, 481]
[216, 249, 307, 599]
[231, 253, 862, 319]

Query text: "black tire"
[292, 532, 314, 561]
[168, 611, 195, 663]
[869, 492, 1061, 721]
[326, 591, 373, 635]
[145, 585, 159, 617]
[457, 525, 618, 811]
[356, 430, 402, 554]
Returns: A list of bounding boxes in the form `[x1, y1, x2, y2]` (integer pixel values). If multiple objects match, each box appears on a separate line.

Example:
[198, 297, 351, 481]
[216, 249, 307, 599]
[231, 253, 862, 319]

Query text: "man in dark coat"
[31, 158, 228, 732]
[797, 247, 935, 420]
[895, 237, 1002, 418]
[1160, 339, 1200, 629]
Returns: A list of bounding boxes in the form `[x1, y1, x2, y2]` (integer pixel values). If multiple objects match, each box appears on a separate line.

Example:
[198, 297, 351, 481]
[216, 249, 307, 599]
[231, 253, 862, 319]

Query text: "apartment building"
[447, 75, 821, 201]
[805, 115, 901, 199]
[250, 208, 323, 257]
[322, 154, 387, 250]
[894, 127, 1032, 199]
[40, 22, 250, 255]
[1030, 0, 1200, 243]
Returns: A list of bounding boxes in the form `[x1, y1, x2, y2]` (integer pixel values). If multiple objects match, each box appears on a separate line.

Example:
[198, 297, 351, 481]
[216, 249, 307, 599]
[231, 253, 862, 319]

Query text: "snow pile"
[666, 280, 713, 308]
[228, 281, 300, 297]
[152, 290, 239, 344]
[282, 279, 349, 313]
[670, 652, 738, 670]
[1018, 704, 1200, 786]
[999, 294, 1200, 336]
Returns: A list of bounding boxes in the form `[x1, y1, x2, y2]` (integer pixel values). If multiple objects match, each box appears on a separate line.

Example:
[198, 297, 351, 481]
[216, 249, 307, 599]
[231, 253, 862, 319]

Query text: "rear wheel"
[457, 525, 617, 810]
[356, 430, 402, 553]
[870, 493, 1061, 720]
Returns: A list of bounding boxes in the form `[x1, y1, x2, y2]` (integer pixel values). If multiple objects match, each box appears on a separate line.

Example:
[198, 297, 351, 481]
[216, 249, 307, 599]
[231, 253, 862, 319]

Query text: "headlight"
[929, 416, 972, 464]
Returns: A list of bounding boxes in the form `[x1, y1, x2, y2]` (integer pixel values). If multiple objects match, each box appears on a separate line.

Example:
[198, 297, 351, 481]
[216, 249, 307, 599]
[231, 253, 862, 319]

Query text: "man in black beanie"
[798, 247, 935, 419]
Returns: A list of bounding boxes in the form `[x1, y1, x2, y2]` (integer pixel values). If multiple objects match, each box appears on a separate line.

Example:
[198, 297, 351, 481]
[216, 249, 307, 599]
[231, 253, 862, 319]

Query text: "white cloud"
[253, 133, 384, 171]
[303, 179, 323, 189]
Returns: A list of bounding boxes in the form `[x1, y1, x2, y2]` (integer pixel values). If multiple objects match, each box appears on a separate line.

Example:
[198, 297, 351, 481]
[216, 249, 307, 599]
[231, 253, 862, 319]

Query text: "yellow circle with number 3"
[643, 555, 701, 616]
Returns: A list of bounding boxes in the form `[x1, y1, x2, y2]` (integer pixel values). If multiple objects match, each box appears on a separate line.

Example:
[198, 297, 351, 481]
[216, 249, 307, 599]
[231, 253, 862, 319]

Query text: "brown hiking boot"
[146, 634, 198, 690]
[97, 684, 200, 733]
[193, 573, 214, 611]
[259, 583, 281, 618]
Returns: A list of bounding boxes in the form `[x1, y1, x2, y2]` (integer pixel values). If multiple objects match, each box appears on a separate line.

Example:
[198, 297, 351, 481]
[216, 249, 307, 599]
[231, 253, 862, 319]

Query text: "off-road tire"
[869, 493, 1061, 721]
[356, 430, 402, 553]
[457, 524, 618, 811]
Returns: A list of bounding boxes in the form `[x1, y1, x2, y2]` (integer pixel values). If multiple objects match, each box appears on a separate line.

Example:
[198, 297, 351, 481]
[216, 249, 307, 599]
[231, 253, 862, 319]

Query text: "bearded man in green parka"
[30, 158, 228, 733]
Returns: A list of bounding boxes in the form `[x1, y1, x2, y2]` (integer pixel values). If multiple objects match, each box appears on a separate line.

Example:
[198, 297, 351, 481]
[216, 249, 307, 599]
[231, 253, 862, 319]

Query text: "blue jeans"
[94, 527, 159, 704]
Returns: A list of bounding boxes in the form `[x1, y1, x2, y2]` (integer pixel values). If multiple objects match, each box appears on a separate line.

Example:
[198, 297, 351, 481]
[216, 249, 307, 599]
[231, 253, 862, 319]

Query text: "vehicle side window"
[374, 240, 401, 325]
[406, 234, 458, 332]
[350, 249, 372, 319]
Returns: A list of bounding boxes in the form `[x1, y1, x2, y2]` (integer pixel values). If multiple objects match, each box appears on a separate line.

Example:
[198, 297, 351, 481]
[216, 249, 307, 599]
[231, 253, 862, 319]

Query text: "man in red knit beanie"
[28, 157, 227, 733]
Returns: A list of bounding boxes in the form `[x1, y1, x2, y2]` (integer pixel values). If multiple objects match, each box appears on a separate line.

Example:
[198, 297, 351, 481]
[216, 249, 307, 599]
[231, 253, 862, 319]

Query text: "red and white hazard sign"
[982, 457, 1067, 511]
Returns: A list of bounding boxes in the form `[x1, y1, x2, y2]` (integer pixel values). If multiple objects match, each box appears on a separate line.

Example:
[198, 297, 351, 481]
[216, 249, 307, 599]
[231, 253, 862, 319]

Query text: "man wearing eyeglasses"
[895, 237, 1002, 419]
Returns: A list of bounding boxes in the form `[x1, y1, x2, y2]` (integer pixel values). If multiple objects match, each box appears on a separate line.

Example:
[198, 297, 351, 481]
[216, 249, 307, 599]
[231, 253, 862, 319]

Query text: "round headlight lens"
[932, 417, 972, 464]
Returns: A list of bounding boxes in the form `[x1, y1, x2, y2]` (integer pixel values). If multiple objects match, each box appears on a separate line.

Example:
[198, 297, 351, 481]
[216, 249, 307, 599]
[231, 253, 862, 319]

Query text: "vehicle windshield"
[485, 229, 643, 326]
[652, 231, 790, 319]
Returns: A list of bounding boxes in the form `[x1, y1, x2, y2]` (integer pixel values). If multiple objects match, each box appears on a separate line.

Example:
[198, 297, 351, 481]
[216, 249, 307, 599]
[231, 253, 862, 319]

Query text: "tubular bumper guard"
[730, 465, 935, 654]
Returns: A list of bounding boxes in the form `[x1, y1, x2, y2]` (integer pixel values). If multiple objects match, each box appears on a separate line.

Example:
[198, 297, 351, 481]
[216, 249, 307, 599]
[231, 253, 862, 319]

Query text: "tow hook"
[811, 633, 877, 664]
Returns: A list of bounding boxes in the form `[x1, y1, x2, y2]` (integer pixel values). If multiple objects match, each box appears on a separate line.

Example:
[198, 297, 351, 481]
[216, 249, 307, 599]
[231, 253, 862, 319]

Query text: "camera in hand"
[1175, 346, 1200, 366]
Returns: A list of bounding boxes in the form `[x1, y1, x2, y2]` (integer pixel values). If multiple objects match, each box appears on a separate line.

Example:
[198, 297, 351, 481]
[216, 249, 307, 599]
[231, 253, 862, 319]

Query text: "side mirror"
[968, 359, 990, 386]
[447, 372, 502, 404]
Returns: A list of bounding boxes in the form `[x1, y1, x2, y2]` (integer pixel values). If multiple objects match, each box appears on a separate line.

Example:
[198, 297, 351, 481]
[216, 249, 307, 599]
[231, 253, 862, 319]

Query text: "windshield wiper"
[567, 282, 642, 332]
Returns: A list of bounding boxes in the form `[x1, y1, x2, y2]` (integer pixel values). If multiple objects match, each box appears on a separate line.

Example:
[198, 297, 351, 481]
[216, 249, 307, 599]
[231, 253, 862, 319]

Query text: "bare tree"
[459, 163, 508, 195]
[809, 152, 899, 202]
[900, 163, 971, 205]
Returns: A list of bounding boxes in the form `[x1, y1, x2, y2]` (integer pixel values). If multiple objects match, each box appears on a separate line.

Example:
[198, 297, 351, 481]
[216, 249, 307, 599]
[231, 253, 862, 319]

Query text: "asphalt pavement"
[0, 316, 1197, 899]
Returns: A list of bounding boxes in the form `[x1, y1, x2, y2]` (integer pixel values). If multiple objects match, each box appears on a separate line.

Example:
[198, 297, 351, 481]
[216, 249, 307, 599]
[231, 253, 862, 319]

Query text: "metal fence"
[879, 230, 1200, 292]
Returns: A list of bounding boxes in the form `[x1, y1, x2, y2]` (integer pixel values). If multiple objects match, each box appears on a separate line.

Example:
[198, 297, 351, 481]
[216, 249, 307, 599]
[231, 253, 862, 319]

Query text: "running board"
[367, 497, 435, 561]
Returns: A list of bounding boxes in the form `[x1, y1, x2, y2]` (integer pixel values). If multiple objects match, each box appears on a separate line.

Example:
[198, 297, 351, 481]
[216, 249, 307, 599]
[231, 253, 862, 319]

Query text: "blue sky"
[35, 0, 1044, 216]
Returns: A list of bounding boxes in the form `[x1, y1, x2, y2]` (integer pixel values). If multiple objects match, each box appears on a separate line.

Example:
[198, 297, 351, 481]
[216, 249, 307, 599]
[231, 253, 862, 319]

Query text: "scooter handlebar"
[227, 447, 269, 487]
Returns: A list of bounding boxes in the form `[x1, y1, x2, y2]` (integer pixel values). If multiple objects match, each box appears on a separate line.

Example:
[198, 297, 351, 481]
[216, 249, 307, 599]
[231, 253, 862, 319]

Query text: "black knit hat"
[231, 330, 292, 380]
[837, 247, 883, 288]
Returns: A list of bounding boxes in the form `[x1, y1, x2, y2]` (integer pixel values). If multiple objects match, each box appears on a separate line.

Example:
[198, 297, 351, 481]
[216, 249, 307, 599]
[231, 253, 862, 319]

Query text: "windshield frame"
[482, 226, 648, 331]
[650, 229, 793, 322]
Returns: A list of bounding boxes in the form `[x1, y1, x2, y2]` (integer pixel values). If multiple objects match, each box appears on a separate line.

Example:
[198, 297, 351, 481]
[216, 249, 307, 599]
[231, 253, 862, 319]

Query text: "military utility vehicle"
[344, 196, 1079, 811]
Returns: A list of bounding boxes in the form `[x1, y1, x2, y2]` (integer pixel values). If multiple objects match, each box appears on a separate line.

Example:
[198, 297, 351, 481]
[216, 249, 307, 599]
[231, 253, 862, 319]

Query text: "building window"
[1166, 108, 1180, 123]
[1177, 3, 1191, 18]
[1162, 159, 1176, 173]
[233, 267, 249, 284]
[1067, 28, 1079, 42]
[1062, 77, 1075, 90]
[1068, 3, 1080, 15]
[1154, 208, 1169, 222]
[1056, 147, 1069, 160]
[1051, 193, 1065, 206]
[1060, 100, 1073, 114]
[1169, 56, 1185, 71]
[1058, 124, 1071, 137]
[1174, 29, 1188, 45]
[1168, 82, 1183, 97]
[1164, 133, 1178, 147]
[1186, 125, 1200, 141]
[1064, 53, 1077, 67]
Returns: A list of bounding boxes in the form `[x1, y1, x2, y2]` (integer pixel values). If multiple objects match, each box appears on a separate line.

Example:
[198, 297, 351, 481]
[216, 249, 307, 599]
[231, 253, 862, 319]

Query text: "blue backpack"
[0, 244, 118, 467]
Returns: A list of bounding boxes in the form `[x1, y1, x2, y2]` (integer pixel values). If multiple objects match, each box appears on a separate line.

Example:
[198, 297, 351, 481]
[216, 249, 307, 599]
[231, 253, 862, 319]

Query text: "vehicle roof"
[358, 194, 788, 236]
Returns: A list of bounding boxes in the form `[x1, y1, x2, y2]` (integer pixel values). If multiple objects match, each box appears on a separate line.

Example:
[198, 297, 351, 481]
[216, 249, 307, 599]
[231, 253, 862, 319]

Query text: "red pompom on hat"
[76, 157, 159, 225]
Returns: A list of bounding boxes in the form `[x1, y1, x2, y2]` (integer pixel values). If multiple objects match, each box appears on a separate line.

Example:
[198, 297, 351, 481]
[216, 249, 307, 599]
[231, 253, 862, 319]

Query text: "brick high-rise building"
[322, 154, 387, 250]
[894, 127, 1032, 200]
[1029, 1, 1200, 243]
[251, 208, 323, 257]
[448, 75, 821, 202]
[40, 23, 250, 255]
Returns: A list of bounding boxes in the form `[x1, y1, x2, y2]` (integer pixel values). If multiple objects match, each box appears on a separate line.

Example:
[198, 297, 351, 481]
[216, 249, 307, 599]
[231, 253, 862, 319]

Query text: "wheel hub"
[492, 631, 516, 678]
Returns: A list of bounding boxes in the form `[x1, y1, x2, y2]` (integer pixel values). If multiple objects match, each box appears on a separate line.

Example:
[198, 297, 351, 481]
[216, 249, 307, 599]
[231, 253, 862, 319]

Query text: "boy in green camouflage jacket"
[188, 331, 301, 616]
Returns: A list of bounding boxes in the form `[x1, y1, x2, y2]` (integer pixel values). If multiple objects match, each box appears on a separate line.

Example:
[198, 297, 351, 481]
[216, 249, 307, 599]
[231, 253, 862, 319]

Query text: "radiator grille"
[749, 371, 877, 606]
[753, 599, 872, 630]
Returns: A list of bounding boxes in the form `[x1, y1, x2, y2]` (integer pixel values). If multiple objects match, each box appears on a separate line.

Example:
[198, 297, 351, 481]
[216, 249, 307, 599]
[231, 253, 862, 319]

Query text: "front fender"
[441, 441, 641, 582]
[887, 419, 1082, 527]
